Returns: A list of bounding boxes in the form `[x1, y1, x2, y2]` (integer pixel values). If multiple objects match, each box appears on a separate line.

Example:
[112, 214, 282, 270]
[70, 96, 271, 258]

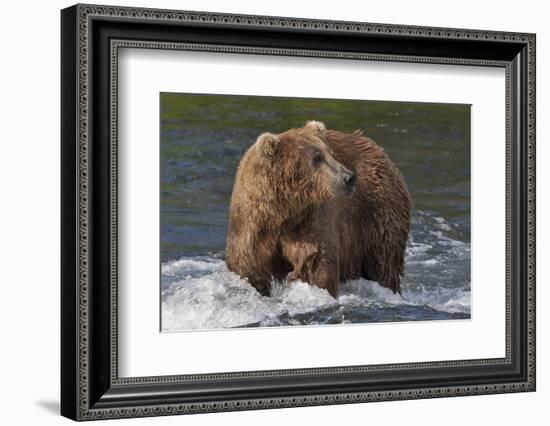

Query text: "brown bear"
[226, 120, 411, 298]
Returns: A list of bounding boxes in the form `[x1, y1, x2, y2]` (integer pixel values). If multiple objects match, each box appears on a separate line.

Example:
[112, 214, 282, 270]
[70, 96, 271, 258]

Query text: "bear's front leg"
[245, 275, 273, 297]
[308, 254, 340, 298]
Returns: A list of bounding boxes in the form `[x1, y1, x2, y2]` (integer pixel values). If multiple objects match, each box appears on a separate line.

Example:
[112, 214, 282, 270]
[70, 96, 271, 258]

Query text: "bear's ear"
[256, 132, 280, 160]
[304, 120, 326, 134]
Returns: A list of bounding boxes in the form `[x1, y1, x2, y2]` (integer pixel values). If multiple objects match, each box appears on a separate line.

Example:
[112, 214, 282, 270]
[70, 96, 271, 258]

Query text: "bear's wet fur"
[226, 121, 411, 297]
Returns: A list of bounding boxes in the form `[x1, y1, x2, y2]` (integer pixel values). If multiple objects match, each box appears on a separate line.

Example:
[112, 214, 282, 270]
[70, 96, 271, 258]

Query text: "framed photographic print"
[61, 3, 536, 421]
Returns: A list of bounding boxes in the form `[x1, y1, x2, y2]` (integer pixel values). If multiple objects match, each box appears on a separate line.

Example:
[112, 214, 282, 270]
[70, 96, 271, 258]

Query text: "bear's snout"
[342, 171, 356, 195]
[334, 166, 356, 196]
[344, 171, 356, 187]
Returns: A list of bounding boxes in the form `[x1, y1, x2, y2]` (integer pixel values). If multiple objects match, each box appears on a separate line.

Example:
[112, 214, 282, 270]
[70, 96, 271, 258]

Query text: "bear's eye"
[313, 152, 324, 166]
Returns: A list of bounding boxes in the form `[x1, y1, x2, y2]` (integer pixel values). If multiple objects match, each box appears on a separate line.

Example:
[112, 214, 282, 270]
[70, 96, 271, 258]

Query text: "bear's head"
[254, 120, 356, 208]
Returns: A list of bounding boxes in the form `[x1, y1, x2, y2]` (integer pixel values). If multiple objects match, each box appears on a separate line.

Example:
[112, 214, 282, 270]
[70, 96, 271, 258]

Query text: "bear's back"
[321, 129, 411, 293]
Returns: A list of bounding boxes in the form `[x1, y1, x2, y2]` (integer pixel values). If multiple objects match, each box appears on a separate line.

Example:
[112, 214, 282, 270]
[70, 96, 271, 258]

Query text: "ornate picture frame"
[61, 3, 535, 421]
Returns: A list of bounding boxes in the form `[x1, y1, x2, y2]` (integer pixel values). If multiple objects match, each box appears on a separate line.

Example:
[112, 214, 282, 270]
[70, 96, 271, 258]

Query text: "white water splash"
[161, 255, 470, 332]
[161, 256, 224, 276]
[162, 265, 338, 331]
